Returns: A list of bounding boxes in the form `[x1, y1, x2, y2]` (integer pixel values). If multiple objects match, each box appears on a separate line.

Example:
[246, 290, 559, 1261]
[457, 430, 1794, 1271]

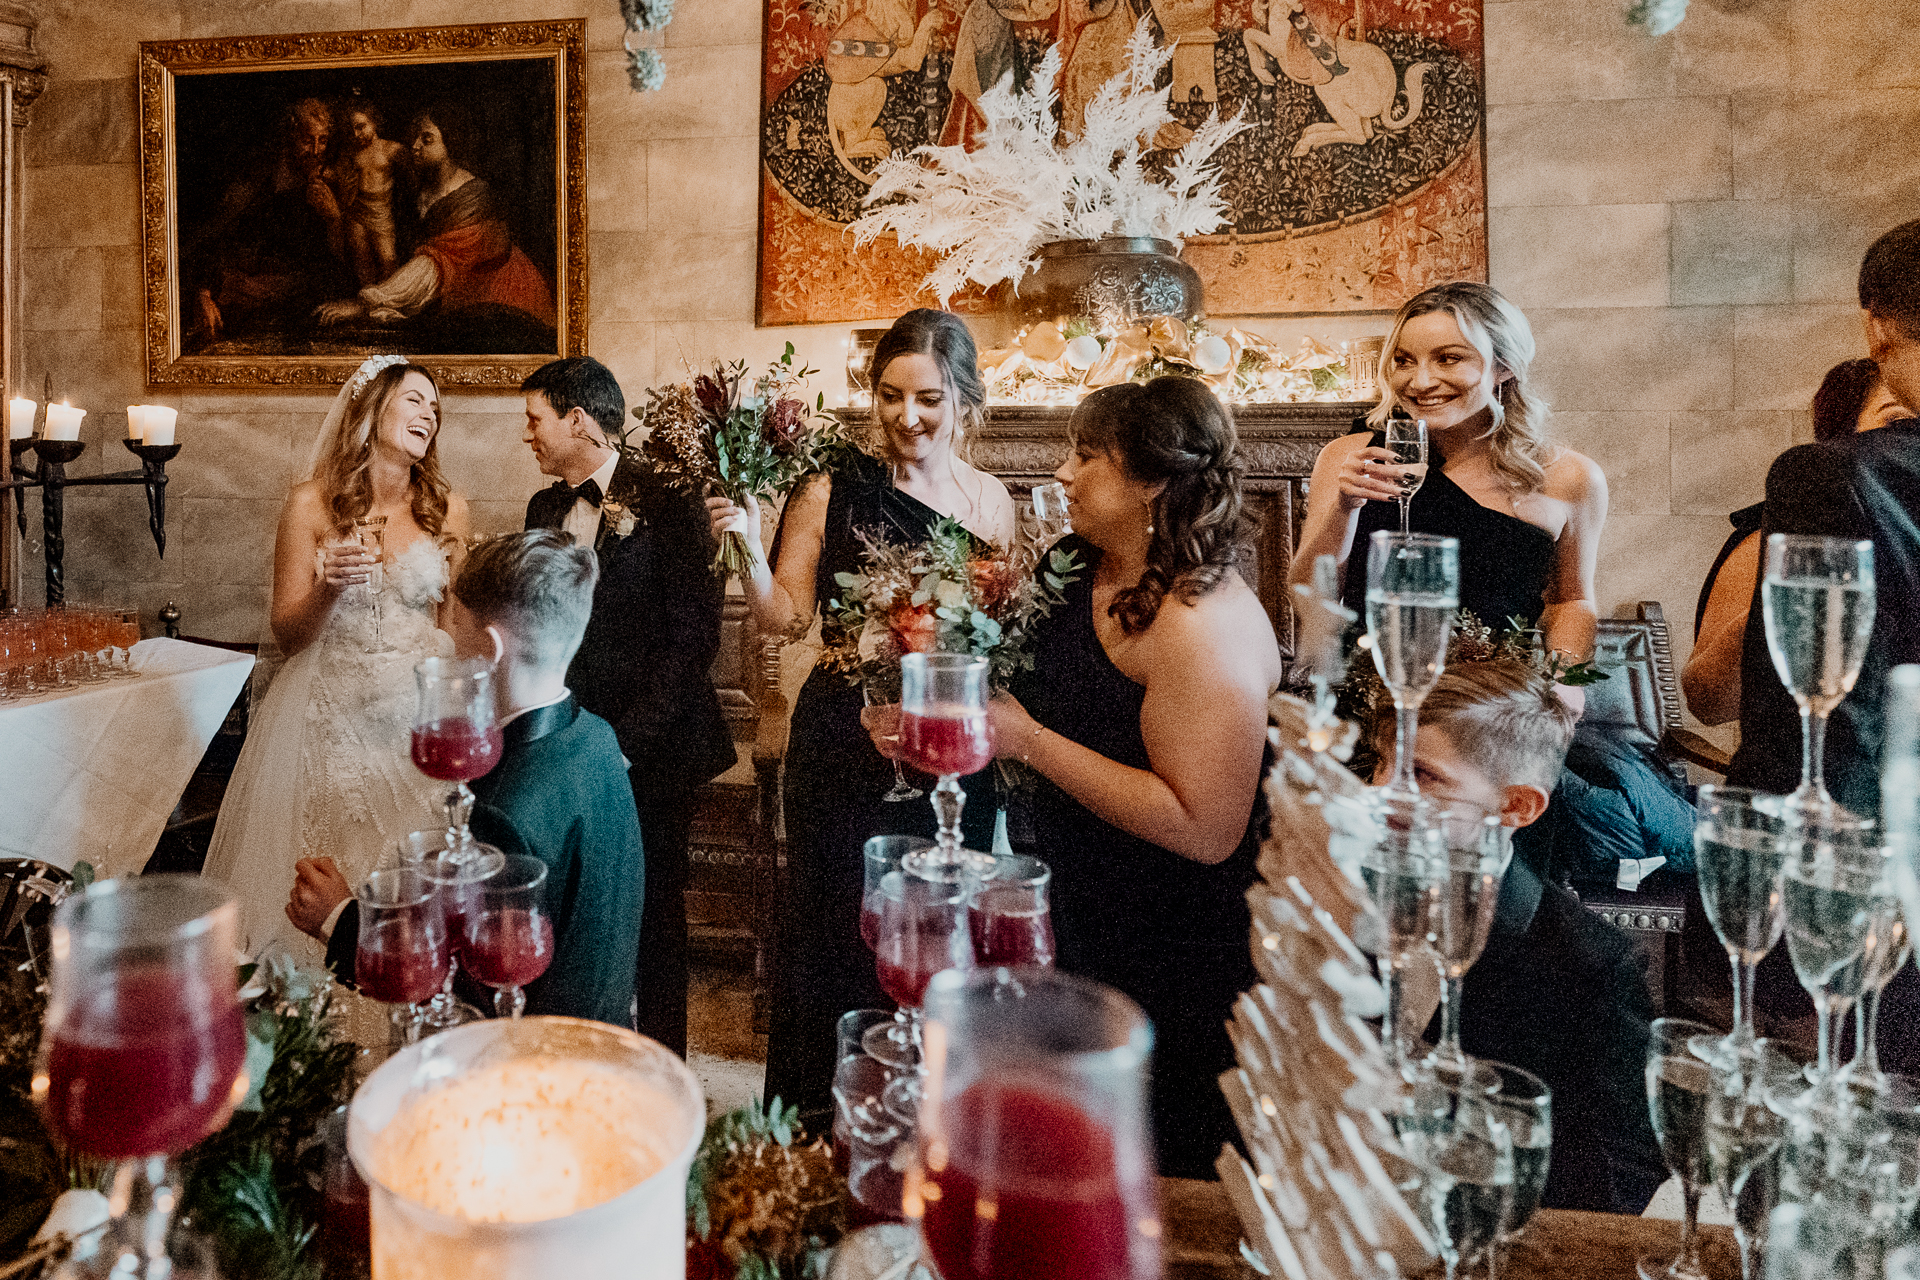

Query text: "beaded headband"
[345, 353, 407, 400]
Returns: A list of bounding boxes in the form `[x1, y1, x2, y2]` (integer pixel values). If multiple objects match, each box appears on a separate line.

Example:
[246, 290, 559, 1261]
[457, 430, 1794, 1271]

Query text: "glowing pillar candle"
[349, 1017, 703, 1280]
[142, 407, 178, 446]
[8, 397, 33, 439]
[126, 406, 149, 440]
[42, 403, 84, 440]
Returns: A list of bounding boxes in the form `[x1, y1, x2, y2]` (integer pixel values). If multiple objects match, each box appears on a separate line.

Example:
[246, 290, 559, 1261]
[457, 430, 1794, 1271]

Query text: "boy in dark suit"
[519, 357, 735, 1054]
[1371, 660, 1669, 1215]
[287, 529, 646, 1029]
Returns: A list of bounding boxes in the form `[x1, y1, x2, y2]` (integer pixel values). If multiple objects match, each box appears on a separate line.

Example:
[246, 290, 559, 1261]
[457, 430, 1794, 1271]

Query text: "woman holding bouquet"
[707, 308, 1014, 1126]
[987, 377, 1281, 1177]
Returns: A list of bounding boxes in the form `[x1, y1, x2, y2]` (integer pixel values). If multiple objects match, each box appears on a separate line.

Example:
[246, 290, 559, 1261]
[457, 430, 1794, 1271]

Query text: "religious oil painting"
[758, 0, 1486, 325]
[138, 20, 587, 389]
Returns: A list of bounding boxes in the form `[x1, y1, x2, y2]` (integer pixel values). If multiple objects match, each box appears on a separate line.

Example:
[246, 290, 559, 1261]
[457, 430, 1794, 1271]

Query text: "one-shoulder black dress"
[1340, 432, 1556, 630]
[1010, 536, 1263, 1179]
[765, 451, 996, 1126]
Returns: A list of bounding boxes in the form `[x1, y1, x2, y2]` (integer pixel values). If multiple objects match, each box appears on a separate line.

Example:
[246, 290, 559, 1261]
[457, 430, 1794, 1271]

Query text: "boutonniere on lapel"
[599, 498, 637, 541]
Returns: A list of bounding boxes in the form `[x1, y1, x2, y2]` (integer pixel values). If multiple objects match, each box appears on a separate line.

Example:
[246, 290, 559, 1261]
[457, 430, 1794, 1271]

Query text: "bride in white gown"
[204, 356, 471, 964]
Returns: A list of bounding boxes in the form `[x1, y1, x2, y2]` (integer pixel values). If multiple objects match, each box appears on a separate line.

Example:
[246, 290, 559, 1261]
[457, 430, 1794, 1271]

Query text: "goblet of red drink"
[864, 866, 973, 1072]
[410, 842, 505, 1033]
[353, 867, 450, 1046]
[463, 854, 554, 1019]
[411, 656, 503, 853]
[897, 653, 995, 879]
[971, 855, 1056, 968]
[916, 968, 1161, 1280]
[863, 835, 933, 951]
[33, 875, 250, 1279]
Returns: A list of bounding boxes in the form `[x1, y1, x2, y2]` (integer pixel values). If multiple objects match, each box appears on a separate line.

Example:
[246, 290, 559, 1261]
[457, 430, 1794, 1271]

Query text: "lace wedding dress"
[203, 538, 454, 965]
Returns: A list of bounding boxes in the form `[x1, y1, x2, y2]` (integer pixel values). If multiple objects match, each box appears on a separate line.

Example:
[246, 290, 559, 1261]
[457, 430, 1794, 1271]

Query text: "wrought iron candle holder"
[4, 436, 180, 605]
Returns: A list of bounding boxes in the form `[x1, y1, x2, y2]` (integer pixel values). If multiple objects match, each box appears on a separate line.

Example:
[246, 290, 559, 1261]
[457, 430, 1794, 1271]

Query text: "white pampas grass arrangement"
[850, 21, 1251, 306]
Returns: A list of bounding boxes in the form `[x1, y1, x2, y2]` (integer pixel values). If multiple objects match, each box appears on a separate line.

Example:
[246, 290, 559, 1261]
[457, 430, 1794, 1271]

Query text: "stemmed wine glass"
[411, 656, 504, 854]
[1427, 807, 1505, 1074]
[915, 967, 1163, 1280]
[1360, 790, 1443, 1074]
[863, 865, 973, 1074]
[33, 876, 250, 1280]
[352, 867, 449, 1046]
[1398, 1063, 1513, 1280]
[1692, 786, 1787, 1067]
[970, 853, 1055, 968]
[1480, 1059, 1551, 1280]
[354, 514, 389, 654]
[462, 854, 554, 1019]
[1838, 908, 1910, 1094]
[1366, 532, 1459, 799]
[863, 662, 922, 803]
[1641, 1016, 1718, 1280]
[1762, 534, 1876, 811]
[1385, 418, 1428, 536]
[1031, 481, 1072, 548]
[1780, 807, 1895, 1097]
[413, 842, 505, 1034]
[1705, 1043, 1791, 1280]
[897, 652, 996, 879]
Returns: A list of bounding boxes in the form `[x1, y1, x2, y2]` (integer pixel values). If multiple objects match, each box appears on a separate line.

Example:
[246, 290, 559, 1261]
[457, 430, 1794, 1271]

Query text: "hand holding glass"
[1385, 418, 1428, 536]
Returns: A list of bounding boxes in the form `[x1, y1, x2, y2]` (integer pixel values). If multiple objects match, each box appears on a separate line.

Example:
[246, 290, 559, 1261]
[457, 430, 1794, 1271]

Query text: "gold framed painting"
[138, 20, 587, 389]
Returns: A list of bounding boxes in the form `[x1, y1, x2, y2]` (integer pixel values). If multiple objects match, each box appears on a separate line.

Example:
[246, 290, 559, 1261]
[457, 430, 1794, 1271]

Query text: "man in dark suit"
[1372, 661, 1668, 1215]
[286, 530, 644, 1027]
[1727, 219, 1920, 821]
[520, 357, 735, 1054]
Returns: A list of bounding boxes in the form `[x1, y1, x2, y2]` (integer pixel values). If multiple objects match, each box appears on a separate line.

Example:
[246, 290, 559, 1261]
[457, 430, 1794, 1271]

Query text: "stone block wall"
[11, 0, 1919, 739]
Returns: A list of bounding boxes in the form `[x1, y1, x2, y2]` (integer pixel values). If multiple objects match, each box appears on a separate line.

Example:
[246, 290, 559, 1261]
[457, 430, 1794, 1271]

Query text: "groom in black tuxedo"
[520, 357, 735, 1055]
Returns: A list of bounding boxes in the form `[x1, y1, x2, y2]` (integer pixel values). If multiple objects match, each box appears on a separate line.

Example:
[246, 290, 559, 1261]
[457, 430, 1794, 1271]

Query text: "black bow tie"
[555, 477, 603, 508]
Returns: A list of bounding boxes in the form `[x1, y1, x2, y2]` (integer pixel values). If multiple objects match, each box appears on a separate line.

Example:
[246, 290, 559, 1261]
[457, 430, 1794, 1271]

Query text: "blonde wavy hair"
[313, 362, 451, 537]
[1366, 281, 1553, 495]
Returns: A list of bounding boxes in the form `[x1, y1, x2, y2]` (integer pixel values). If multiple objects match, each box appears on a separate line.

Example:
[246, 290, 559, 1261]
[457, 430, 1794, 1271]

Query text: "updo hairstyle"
[314, 361, 451, 537]
[1070, 377, 1252, 635]
[869, 308, 987, 463]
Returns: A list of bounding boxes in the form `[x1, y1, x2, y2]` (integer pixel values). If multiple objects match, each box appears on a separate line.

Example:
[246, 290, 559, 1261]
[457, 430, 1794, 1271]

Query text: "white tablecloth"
[0, 638, 254, 876]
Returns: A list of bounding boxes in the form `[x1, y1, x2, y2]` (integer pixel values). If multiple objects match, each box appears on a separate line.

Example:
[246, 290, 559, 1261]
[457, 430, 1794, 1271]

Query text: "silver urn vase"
[1008, 237, 1204, 331]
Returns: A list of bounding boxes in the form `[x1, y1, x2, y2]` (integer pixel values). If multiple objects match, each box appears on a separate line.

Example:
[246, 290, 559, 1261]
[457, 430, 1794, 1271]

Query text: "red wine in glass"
[876, 946, 947, 1008]
[41, 967, 247, 1159]
[920, 1083, 1138, 1280]
[899, 707, 993, 777]
[970, 887, 1057, 968]
[860, 889, 884, 951]
[411, 717, 504, 782]
[462, 908, 555, 988]
[355, 915, 451, 1005]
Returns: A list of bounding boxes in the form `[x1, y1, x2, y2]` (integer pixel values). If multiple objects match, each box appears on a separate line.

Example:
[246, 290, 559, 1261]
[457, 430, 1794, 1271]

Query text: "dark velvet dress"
[765, 451, 997, 1127]
[1340, 432, 1556, 631]
[1011, 536, 1263, 1179]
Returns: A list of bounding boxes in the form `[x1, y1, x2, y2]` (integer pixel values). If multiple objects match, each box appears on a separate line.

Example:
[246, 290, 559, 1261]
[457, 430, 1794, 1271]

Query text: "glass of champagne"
[1692, 786, 1787, 1067]
[354, 514, 389, 654]
[1031, 481, 1072, 547]
[1762, 534, 1875, 811]
[1706, 1044, 1790, 1280]
[1398, 1064, 1514, 1280]
[863, 660, 922, 803]
[1427, 807, 1505, 1074]
[1780, 808, 1892, 1093]
[33, 876, 249, 1280]
[411, 656, 504, 854]
[1386, 418, 1428, 536]
[1360, 790, 1443, 1074]
[864, 865, 974, 1074]
[1641, 1016, 1718, 1280]
[462, 854, 554, 1020]
[916, 967, 1162, 1280]
[897, 652, 996, 879]
[1479, 1059, 1551, 1280]
[970, 854, 1056, 968]
[1366, 532, 1459, 799]
[352, 867, 449, 1047]
[1837, 907, 1910, 1095]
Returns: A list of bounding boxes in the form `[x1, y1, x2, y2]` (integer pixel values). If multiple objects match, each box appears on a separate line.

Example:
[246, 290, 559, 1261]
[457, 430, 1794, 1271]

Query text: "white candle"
[142, 407, 178, 446]
[8, 397, 33, 439]
[126, 405, 149, 440]
[43, 403, 84, 441]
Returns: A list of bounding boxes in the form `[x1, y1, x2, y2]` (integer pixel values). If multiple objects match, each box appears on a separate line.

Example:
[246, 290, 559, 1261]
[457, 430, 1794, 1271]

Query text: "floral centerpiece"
[686, 1097, 842, 1280]
[627, 343, 853, 577]
[848, 22, 1249, 306]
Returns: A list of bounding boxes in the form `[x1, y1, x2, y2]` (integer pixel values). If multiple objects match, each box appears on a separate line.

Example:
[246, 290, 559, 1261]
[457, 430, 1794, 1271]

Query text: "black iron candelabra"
[5, 437, 179, 605]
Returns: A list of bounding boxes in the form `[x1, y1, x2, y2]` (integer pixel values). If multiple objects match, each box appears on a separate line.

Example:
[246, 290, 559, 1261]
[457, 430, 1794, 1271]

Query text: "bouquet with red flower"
[626, 343, 851, 576]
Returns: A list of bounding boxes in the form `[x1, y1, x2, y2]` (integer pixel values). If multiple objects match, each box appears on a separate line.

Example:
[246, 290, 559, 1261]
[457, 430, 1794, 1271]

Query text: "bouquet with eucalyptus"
[819, 516, 1083, 690]
[628, 343, 852, 577]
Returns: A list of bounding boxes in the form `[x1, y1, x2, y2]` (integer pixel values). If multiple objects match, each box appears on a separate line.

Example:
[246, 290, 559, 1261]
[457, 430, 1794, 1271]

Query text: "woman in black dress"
[708, 310, 1013, 1127]
[1291, 282, 1608, 710]
[986, 378, 1283, 1178]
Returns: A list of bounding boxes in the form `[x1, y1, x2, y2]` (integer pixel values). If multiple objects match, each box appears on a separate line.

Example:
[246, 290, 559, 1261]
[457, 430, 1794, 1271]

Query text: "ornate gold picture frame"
[138, 20, 587, 389]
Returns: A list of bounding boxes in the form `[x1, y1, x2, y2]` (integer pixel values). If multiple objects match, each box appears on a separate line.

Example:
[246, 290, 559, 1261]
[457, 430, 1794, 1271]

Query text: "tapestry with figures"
[756, 0, 1487, 325]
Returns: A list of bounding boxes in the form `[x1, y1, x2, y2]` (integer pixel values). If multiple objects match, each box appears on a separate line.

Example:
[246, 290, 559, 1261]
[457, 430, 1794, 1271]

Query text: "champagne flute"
[1479, 1059, 1551, 1279]
[352, 867, 449, 1047]
[916, 967, 1162, 1280]
[1031, 480, 1072, 547]
[354, 514, 389, 654]
[1366, 532, 1459, 799]
[970, 854, 1056, 968]
[1837, 908, 1909, 1095]
[1641, 1017, 1718, 1280]
[1706, 1043, 1790, 1280]
[411, 656, 503, 854]
[1360, 790, 1443, 1074]
[863, 864, 974, 1073]
[1398, 1064, 1514, 1280]
[462, 854, 554, 1020]
[1762, 534, 1875, 812]
[1386, 418, 1428, 536]
[1780, 808, 1892, 1094]
[1427, 807, 1505, 1074]
[863, 661, 922, 802]
[896, 652, 996, 879]
[1692, 786, 1787, 1068]
[33, 876, 249, 1280]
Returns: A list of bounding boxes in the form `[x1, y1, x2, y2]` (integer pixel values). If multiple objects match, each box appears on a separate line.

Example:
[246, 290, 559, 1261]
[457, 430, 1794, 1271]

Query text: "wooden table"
[1161, 1178, 1740, 1279]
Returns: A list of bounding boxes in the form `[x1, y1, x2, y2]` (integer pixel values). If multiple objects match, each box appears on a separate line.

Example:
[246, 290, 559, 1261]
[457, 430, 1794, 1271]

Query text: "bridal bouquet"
[628, 344, 851, 576]
[820, 517, 1083, 689]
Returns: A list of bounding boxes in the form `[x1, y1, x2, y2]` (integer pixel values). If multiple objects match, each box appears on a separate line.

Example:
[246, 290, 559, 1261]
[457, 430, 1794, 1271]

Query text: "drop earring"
[1143, 497, 1155, 539]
